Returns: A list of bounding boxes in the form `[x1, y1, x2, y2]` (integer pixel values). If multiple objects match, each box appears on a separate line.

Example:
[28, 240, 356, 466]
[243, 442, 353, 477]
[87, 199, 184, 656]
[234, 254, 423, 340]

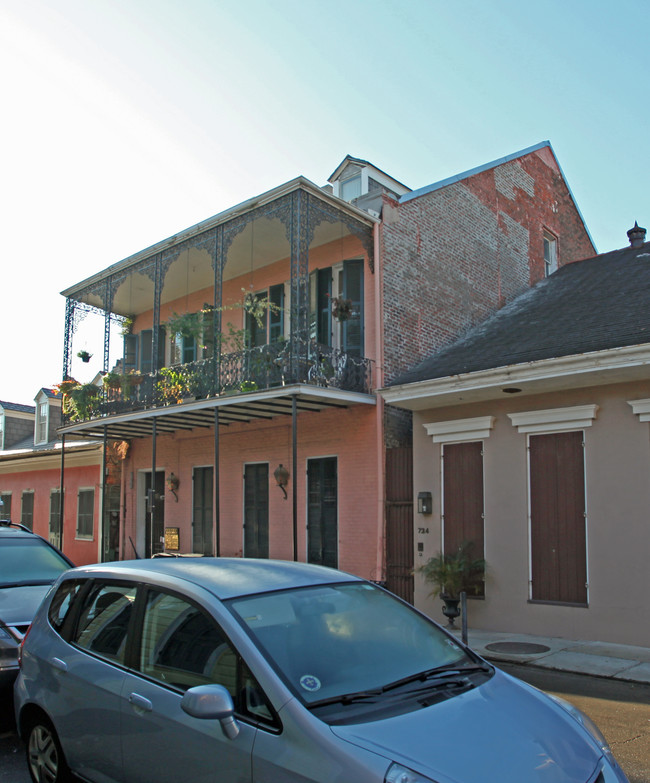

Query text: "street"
[2, 664, 649, 782]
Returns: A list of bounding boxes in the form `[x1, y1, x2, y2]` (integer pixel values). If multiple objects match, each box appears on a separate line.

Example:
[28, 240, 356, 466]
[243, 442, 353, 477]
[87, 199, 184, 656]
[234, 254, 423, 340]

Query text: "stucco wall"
[412, 380, 650, 647]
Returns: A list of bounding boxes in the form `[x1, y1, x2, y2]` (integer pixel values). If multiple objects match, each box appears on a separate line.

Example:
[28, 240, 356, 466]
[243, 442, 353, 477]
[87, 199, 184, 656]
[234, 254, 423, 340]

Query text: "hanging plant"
[120, 315, 134, 336]
[164, 311, 203, 341]
[77, 350, 93, 363]
[331, 296, 354, 322]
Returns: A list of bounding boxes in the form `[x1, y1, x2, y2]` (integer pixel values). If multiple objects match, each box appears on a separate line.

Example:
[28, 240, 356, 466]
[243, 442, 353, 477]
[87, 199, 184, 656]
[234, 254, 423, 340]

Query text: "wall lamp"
[166, 473, 180, 502]
[274, 464, 290, 500]
[417, 491, 433, 515]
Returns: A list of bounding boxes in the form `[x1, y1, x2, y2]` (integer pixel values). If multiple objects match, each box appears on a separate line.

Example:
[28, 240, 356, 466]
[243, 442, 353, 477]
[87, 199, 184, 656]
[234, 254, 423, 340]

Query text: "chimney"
[627, 221, 647, 248]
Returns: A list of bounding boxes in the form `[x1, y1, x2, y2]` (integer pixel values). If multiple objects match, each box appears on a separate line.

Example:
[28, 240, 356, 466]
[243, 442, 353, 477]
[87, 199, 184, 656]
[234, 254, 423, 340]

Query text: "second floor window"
[544, 232, 558, 276]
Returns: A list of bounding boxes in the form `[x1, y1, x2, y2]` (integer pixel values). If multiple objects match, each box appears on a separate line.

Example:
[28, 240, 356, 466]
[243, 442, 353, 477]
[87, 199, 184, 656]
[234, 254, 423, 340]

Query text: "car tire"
[25, 716, 72, 783]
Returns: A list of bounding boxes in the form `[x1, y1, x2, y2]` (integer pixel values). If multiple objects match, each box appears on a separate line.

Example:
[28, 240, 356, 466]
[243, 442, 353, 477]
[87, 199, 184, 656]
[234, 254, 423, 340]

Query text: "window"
[139, 588, 274, 723]
[543, 231, 558, 276]
[309, 261, 363, 355]
[77, 488, 95, 539]
[73, 581, 136, 664]
[0, 492, 11, 520]
[0, 412, 4, 450]
[21, 491, 34, 530]
[340, 173, 361, 202]
[124, 328, 166, 373]
[36, 402, 49, 444]
[49, 489, 63, 548]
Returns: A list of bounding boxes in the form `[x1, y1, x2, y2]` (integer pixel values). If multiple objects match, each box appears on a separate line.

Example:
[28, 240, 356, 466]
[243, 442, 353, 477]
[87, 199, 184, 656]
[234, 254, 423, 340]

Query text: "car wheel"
[26, 717, 72, 783]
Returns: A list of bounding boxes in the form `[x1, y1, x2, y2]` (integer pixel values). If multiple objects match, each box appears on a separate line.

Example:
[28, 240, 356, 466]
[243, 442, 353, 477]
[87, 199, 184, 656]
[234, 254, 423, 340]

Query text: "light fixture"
[274, 464, 290, 499]
[166, 473, 180, 502]
[417, 491, 433, 515]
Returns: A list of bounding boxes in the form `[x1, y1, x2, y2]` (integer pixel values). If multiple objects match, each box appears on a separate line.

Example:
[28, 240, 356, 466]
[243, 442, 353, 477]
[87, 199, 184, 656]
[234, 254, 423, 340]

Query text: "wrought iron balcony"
[62, 340, 373, 424]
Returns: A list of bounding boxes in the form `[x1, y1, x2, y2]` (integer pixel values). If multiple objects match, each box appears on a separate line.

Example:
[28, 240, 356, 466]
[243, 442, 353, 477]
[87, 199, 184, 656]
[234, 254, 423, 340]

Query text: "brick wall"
[380, 146, 595, 384]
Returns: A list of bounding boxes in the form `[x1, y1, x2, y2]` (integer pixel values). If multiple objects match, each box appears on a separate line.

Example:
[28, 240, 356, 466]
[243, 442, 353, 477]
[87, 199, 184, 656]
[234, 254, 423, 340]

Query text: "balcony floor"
[59, 384, 376, 440]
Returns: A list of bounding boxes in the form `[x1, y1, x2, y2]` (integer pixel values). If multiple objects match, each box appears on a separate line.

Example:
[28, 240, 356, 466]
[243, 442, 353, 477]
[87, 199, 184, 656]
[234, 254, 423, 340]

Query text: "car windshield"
[228, 582, 473, 706]
[0, 538, 70, 587]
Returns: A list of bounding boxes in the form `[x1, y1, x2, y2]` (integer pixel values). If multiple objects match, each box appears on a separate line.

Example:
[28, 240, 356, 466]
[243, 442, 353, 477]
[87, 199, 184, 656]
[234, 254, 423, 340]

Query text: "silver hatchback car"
[15, 558, 628, 783]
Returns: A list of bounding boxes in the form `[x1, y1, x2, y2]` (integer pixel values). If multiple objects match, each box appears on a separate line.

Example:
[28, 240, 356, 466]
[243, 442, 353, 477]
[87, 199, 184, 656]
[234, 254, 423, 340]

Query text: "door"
[121, 587, 257, 783]
[307, 458, 338, 568]
[244, 464, 268, 558]
[193, 467, 214, 556]
[529, 431, 587, 604]
[442, 441, 485, 595]
[144, 471, 165, 558]
[49, 489, 62, 549]
[385, 447, 414, 602]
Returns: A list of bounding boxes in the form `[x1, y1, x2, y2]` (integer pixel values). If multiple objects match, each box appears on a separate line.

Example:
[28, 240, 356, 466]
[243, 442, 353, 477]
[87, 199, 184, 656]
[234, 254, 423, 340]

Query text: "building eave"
[61, 177, 378, 299]
[379, 344, 650, 411]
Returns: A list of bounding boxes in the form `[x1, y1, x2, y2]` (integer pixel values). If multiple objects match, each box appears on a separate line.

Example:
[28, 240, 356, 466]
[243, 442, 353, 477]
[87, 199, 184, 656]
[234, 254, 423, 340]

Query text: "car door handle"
[51, 657, 68, 673]
[128, 693, 153, 712]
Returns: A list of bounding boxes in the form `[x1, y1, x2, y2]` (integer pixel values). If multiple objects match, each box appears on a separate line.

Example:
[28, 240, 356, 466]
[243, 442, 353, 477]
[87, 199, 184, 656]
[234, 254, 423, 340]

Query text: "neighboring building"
[0, 390, 103, 565]
[55, 141, 593, 597]
[381, 223, 650, 647]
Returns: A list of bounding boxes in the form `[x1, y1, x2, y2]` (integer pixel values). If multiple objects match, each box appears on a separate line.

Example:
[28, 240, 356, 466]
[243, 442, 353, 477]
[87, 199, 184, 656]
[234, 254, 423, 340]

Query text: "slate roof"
[0, 401, 35, 414]
[391, 240, 650, 387]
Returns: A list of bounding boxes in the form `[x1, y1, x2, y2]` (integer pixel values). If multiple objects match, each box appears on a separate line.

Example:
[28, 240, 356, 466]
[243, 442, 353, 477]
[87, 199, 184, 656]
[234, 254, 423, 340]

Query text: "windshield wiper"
[381, 662, 492, 693]
[309, 688, 384, 708]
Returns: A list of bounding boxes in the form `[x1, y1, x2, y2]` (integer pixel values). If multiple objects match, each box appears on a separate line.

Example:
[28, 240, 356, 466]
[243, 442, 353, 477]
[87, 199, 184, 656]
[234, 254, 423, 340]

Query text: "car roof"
[63, 557, 361, 600]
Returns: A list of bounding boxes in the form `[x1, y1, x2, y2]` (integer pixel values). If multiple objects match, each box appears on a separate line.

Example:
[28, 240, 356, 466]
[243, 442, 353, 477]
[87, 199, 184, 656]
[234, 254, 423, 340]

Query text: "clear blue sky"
[1, 0, 648, 405]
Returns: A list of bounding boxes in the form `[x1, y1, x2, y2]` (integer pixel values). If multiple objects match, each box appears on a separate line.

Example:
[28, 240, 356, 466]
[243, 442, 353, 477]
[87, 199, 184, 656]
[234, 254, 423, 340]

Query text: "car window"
[0, 538, 70, 587]
[139, 588, 274, 724]
[73, 582, 136, 665]
[48, 579, 86, 633]
[229, 582, 471, 705]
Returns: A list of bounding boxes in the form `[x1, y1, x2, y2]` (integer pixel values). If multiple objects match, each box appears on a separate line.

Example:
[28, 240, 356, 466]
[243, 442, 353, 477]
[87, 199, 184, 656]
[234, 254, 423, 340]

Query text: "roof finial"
[627, 221, 646, 248]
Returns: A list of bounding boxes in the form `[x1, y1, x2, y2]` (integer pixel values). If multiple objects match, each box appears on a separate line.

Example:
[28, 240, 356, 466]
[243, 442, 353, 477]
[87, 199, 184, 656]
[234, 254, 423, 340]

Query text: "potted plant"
[330, 296, 354, 322]
[76, 350, 93, 363]
[416, 541, 486, 627]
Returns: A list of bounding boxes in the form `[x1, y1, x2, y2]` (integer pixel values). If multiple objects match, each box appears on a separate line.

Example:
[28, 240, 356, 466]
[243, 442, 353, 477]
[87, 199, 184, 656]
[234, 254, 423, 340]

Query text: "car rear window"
[0, 538, 71, 587]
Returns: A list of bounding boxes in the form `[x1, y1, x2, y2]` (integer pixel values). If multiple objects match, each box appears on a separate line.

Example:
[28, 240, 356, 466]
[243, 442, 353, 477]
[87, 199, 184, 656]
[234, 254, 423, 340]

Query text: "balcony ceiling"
[59, 385, 376, 441]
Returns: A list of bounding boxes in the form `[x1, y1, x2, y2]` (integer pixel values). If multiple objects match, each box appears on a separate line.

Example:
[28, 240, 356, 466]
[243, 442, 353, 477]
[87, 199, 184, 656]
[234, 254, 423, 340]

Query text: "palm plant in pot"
[417, 541, 486, 627]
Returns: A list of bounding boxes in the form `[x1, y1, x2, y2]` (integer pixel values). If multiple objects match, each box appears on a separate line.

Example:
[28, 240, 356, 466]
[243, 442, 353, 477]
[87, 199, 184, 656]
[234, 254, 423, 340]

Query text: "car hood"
[330, 669, 602, 783]
[0, 584, 51, 626]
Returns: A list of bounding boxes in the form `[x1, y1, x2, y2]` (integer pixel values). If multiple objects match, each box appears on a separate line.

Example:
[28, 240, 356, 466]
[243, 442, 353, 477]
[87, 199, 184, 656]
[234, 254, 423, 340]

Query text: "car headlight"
[385, 762, 438, 783]
[547, 695, 612, 756]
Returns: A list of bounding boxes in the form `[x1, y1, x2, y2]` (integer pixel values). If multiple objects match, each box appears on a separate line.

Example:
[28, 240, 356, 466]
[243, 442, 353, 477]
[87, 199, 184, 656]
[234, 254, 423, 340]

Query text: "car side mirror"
[180, 684, 240, 739]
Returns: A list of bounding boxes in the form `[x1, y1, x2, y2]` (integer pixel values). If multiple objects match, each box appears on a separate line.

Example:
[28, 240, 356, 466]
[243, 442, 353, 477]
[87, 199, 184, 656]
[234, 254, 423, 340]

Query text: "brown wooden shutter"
[529, 431, 587, 604]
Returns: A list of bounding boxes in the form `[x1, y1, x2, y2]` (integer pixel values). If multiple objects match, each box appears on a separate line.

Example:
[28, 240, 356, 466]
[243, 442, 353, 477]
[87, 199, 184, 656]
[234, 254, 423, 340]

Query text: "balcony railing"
[62, 340, 373, 424]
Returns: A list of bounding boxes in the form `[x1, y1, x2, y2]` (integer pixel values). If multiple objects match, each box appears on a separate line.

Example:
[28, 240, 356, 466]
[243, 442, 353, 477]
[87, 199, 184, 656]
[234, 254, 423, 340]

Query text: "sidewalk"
[450, 628, 650, 685]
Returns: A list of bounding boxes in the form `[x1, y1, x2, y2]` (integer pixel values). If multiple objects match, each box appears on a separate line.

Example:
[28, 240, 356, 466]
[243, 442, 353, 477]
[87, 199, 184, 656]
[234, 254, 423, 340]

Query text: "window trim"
[76, 487, 95, 540]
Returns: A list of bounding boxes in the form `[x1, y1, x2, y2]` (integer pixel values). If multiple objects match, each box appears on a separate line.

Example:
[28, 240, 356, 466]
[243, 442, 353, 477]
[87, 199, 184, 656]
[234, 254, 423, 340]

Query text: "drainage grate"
[485, 641, 550, 655]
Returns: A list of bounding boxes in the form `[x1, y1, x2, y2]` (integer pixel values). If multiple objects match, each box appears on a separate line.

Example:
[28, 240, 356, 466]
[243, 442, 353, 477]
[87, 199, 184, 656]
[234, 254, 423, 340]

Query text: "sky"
[1, 0, 648, 405]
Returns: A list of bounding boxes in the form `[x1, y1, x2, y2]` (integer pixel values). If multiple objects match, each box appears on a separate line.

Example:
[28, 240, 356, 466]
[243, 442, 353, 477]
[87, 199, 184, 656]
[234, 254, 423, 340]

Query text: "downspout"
[100, 426, 108, 562]
[373, 221, 386, 582]
[58, 434, 66, 552]
[292, 394, 298, 561]
[214, 408, 220, 556]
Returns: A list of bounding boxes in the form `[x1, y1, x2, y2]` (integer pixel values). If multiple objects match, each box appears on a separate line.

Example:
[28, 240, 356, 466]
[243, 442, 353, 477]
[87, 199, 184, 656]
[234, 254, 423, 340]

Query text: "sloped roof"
[0, 401, 35, 414]
[390, 240, 650, 387]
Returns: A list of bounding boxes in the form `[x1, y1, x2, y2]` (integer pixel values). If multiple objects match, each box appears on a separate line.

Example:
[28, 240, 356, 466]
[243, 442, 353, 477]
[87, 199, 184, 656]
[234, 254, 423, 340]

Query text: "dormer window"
[0, 411, 4, 450]
[340, 172, 362, 202]
[36, 401, 49, 444]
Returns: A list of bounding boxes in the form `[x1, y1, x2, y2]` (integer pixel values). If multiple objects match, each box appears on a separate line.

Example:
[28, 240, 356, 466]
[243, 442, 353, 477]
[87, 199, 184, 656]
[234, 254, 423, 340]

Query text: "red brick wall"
[380, 147, 595, 383]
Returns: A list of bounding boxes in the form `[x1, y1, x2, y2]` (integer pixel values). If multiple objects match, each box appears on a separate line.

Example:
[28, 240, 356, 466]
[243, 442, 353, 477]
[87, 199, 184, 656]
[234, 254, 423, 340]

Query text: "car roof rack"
[0, 519, 34, 533]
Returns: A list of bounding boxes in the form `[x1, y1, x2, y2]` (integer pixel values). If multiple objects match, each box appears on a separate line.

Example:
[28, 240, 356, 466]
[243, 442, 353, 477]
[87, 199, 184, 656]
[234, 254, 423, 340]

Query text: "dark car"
[0, 521, 73, 688]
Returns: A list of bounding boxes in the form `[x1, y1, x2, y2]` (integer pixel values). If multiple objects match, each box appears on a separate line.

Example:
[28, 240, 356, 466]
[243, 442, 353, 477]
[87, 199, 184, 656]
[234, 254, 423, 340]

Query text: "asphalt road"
[2, 665, 649, 782]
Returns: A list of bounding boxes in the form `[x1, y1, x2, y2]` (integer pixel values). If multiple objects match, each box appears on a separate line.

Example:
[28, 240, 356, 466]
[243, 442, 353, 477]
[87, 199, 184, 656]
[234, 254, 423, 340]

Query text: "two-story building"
[56, 141, 594, 595]
[0, 391, 104, 565]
